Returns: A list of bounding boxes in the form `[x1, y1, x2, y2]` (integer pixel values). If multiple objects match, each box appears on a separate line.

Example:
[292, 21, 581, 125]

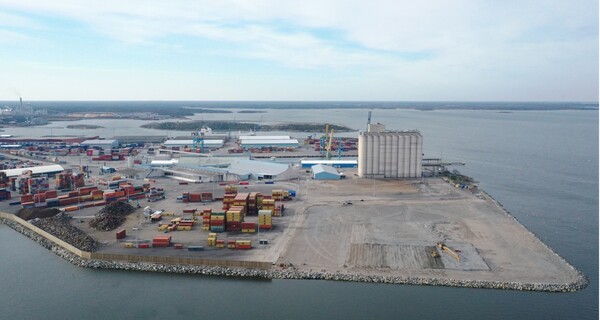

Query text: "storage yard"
[0, 131, 585, 291]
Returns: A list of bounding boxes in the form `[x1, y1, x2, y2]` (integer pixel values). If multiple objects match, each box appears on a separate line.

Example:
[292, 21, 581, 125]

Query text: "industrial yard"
[0, 128, 585, 290]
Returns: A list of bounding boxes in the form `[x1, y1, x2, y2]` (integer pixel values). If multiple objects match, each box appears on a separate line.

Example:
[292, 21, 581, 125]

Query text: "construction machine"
[436, 242, 460, 261]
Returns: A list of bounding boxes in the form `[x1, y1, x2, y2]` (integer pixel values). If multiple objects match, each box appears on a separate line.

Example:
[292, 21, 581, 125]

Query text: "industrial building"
[311, 164, 342, 180]
[81, 139, 119, 149]
[147, 155, 297, 182]
[111, 136, 167, 146]
[0, 164, 65, 178]
[300, 159, 358, 168]
[163, 139, 224, 149]
[238, 135, 299, 149]
[358, 124, 423, 178]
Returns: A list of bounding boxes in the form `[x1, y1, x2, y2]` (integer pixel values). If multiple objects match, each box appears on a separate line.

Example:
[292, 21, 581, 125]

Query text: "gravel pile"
[28, 213, 99, 252]
[16, 208, 61, 220]
[89, 202, 135, 231]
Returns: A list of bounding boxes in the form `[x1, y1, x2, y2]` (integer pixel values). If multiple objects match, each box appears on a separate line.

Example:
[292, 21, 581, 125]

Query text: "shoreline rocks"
[1, 217, 588, 293]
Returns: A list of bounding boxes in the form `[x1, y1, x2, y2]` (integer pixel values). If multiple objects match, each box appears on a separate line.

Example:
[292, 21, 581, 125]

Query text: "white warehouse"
[358, 124, 423, 178]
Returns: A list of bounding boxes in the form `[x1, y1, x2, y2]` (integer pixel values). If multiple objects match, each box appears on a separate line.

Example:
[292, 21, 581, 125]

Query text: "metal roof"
[0, 164, 64, 177]
[81, 139, 118, 145]
[238, 135, 291, 140]
[240, 139, 299, 145]
[301, 160, 357, 165]
[163, 139, 224, 146]
[227, 159, 290, 176]
[311, 164, 341, 175]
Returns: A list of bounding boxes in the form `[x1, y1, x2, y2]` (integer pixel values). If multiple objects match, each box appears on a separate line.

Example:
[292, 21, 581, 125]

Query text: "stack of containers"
[72, 173, 85, 188]
[225, 185, 237, 195]
[201, 192, 213, 202]
[222, 194, 236, 210]
[247, 192, 260, 215]
[256, 193, 264, 211]
[152, 235, 171, 247]
[226, 205, 245, 232]
[0, 188, 12, 201]
[216, 239, 225, 248]
[55, 172, 73, 190]
[208, 233, 217, 246]
[182, 192, 190, 203]
[16, 176, 29, 194]
[28, 177, 49, 195]
[262, 198, 275, 214]
[177, 219, 194, 231]
[241, 222, 256, 233]
[235, 240, 252, 250]
[44, 190, 58, 207]
[91, 190, 104, 201]
[202, 214, 211, 230]
[258, 210, 273, 230]
[274, 203, 285, 217]
[233, 193, 249, 210]
[189, 193, 202, 202]
[210, 212, 225, 232]
[227, 239, 237, 249]
[272, 190, 284, 201]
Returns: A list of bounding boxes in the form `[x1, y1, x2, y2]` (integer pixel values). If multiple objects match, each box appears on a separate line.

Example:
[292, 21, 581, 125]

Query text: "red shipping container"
[116, 229, 126, 239]
[21, 194, 34, 203]
[259, 225, 272, 230]
[138, 243, 150, 248]
[241, 222, 256, 229]
[174, 243, 183, 249]
[210, 220, 225, 226]
[45, 190, 58, 199]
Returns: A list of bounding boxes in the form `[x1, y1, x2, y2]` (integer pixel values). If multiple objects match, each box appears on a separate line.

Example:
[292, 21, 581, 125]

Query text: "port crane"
[191, 125, 205, 153]
[325, 128, 334, 160]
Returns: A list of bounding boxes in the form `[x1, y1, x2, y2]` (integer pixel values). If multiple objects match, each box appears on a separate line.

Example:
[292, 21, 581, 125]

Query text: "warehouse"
[300, 159, 358, 168]
[239, 138, 299, 149]
[227, 159, 297, 181]
[80, 139, 119, 149]
[0, 164, 65, 178]
[163, 139, 224, 149]
[111, 135, 167, 146]
[311, 164, 342, 180]
[358, 124, 422, 178]
[238, 135, 292, 141]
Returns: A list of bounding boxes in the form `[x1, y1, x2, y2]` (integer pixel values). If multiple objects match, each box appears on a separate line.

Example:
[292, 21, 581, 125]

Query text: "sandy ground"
[0, 151, 580, 286]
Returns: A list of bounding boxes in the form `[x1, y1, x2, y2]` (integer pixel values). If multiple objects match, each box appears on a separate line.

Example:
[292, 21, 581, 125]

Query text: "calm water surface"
[0, 106, 597, 320]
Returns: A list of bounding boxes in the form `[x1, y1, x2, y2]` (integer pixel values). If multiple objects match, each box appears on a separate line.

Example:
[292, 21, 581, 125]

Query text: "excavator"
[432, 242, 461, 261]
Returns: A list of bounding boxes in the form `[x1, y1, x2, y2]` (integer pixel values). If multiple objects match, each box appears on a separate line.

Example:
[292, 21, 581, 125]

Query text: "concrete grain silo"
[358, 124, 422, 178]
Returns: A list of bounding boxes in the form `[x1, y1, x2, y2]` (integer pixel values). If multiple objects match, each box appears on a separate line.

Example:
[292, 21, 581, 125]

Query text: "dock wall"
[0, 211, 270, 270]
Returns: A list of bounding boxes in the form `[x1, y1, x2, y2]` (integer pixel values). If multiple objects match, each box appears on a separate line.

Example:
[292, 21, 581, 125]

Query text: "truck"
[147, 188, 165, 202]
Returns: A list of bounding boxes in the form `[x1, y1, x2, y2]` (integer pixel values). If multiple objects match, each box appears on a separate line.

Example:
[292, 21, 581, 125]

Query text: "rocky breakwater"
[266, 268, 588, 292]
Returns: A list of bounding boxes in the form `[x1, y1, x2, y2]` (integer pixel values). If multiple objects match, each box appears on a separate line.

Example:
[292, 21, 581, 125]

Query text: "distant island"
[141, 120, 354, 132]
[237, 110, 267, 114]
[66, 124, 104, 129]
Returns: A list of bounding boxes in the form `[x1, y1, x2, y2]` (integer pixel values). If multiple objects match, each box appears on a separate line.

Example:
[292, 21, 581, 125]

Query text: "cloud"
[0, 0, 596, 100]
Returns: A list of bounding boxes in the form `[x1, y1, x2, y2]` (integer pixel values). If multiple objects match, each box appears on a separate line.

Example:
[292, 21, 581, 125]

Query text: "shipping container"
[116, 229, 126, 240]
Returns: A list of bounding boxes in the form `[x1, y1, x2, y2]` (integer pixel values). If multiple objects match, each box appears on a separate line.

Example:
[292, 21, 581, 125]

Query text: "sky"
[0, 1, 598, 101]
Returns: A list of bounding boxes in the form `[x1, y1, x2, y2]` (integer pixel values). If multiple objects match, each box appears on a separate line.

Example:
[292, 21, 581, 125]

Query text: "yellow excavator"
[435, 242, 461, 261]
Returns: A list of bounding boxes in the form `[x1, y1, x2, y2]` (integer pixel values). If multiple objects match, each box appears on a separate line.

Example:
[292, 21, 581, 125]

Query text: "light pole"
[133, 227, 139, 247]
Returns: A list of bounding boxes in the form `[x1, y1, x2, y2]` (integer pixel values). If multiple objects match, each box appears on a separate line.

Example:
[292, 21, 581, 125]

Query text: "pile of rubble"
[88, 202, 136, 231]
[29, 212, 99, 252]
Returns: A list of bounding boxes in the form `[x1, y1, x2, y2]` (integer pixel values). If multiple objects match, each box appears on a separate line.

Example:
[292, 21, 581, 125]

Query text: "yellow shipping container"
[236, 240, 251, 245]
[177, 226, 192, 231]
[124, 242, 134, 248]
[202, 226, 210, 231]
[158, 224, 169, 231]
[216, 243, 225, 248]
